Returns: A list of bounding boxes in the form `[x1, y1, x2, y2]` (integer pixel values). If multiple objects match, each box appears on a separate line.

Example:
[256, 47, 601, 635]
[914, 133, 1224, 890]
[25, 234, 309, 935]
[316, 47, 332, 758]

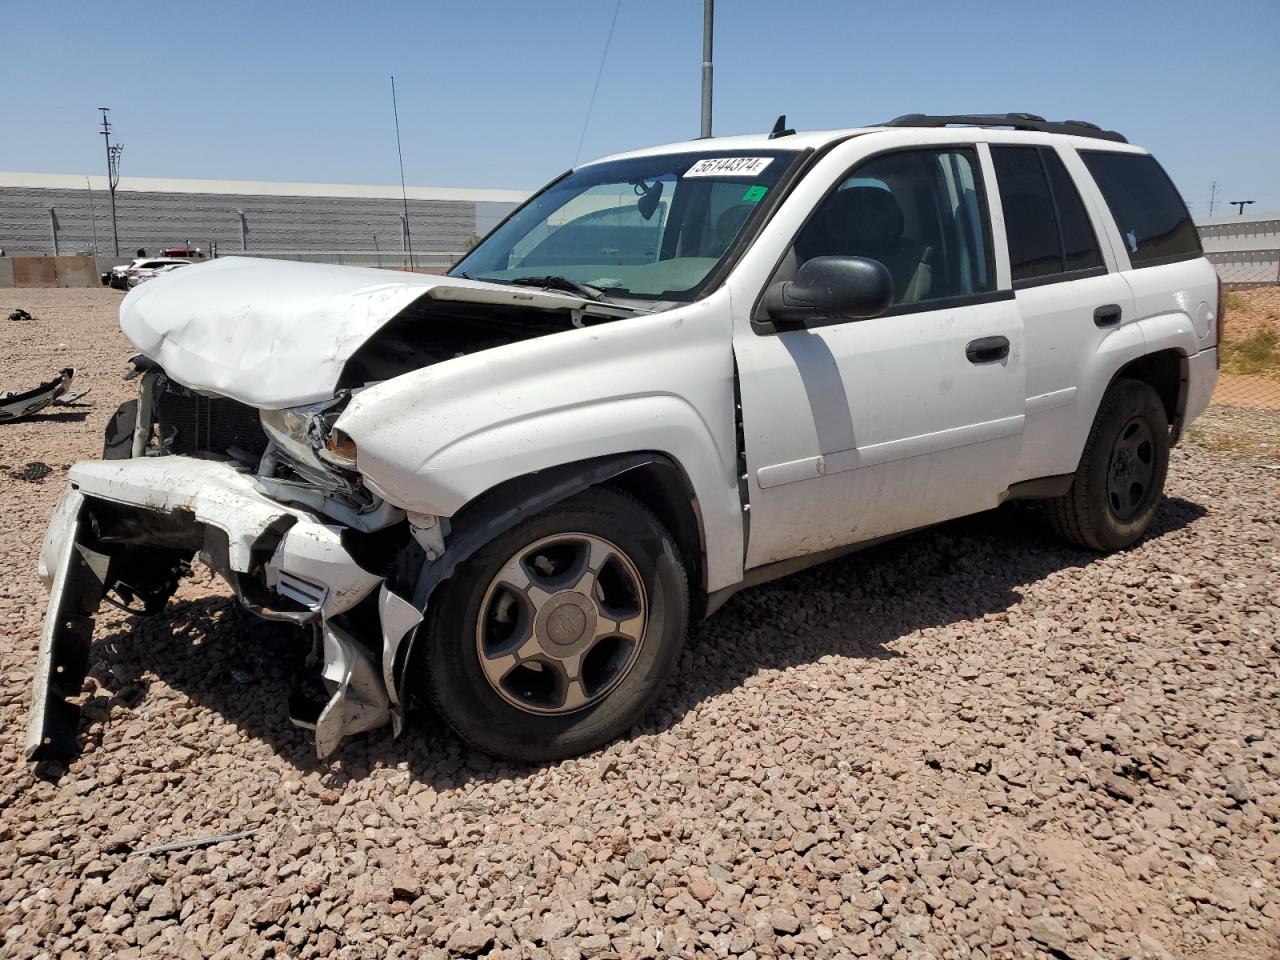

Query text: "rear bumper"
[1180, 346, 1219, 437]
[27, 457, 421, 763]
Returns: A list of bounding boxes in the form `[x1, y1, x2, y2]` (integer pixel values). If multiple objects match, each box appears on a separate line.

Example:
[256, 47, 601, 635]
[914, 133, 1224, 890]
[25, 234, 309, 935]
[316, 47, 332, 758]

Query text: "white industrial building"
[0, 171, 527, 266]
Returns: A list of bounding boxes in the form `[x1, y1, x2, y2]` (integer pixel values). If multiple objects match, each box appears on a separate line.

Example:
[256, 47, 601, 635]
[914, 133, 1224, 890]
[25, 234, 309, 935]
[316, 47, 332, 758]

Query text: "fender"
[1133, 309, 1199, 360]
[337, 296, 744, 591]
[1063, 309, 1199, 475]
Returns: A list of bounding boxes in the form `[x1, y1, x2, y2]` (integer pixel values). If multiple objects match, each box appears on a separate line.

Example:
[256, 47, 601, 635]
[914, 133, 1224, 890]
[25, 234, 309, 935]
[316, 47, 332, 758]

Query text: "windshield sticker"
[684, 157, 774, 178]
[742, 185, 769, 203]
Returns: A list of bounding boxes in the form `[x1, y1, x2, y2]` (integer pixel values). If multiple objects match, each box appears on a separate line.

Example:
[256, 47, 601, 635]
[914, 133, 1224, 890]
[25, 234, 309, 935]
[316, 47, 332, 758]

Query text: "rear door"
[987, 142, 1139, 483]
[732, 143, 1026, 569]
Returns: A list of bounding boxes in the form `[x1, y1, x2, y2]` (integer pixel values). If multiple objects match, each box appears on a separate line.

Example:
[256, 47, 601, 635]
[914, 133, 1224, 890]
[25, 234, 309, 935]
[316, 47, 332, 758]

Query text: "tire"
[1047, 377, 1170, 551]
[415, 487, 689, 762]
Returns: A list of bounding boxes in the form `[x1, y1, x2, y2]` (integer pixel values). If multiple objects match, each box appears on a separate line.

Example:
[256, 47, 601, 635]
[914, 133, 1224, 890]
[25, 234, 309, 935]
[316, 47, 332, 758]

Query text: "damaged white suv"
[29, 113, 1221, 764]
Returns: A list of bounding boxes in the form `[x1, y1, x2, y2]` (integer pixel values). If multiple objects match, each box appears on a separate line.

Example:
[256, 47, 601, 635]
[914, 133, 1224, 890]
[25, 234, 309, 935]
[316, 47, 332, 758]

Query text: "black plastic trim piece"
[751, 288, 1015, 335]
[1002, 474, 1075, 501]
[1117, 250, 1206, 271]
[882, 113, 1127, 144]
[1093, 304, 1123, 327]
[704, 523, 937, 618]
[1011, 265, 1108, 290]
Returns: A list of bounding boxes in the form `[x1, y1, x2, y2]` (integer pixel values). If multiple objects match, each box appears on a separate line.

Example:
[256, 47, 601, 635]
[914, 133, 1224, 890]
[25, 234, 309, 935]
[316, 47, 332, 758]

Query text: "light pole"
[700, 0, 714, 138]
[99, 108, 123, 255]
[1229, 200, 1255, 216]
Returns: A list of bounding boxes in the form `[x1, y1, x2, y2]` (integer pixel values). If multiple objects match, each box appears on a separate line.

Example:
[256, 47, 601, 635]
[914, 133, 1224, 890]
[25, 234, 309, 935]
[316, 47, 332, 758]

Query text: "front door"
[733, 145, 1025, 569]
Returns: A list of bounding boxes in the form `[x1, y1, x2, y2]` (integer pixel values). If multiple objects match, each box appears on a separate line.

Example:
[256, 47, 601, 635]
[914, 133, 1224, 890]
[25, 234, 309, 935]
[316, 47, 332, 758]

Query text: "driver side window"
[791, 148, 993, 310]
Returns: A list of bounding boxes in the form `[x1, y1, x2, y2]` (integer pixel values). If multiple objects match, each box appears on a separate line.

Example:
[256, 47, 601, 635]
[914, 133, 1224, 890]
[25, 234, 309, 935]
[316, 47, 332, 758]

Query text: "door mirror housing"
[764, 256, 893, 324]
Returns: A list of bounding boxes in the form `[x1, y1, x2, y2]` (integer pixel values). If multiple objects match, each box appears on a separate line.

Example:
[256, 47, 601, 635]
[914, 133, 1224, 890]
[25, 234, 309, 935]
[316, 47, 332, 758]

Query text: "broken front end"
[27, 367, 435, 763]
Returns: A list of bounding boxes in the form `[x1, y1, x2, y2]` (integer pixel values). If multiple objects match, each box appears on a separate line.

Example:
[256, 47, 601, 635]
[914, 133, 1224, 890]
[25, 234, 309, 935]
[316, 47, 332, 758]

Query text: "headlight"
[320, 428, 358, 467]
[260, 397, 356, 482]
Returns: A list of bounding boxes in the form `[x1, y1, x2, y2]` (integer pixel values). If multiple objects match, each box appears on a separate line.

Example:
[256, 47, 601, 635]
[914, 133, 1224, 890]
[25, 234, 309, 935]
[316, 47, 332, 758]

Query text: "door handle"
[1094, 304, 1122, 327]
[966, 335, 1010, 364]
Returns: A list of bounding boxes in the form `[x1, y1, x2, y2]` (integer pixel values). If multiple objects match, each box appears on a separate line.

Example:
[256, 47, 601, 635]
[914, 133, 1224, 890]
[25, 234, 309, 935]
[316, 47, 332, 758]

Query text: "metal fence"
[221, 250, 464, 272]
[1191, 286, 1280, 459]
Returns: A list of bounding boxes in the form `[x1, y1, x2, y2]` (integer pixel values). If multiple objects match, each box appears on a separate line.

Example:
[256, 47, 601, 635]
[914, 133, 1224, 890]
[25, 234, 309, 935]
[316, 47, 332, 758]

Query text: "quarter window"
[791, 148, 993, 308]
[992, 146, 1102, 285]
[1081, 151, 1201, 267]
[1042, 151, 1102, 273]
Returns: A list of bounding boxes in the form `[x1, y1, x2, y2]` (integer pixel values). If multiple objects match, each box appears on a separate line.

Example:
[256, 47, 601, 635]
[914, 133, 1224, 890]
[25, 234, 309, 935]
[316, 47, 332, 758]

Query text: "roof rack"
[880, 113, 1128, 144]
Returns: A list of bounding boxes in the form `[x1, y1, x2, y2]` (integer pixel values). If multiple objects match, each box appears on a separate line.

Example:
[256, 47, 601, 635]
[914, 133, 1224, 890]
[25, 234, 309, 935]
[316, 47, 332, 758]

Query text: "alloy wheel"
[474, 533, 648, 716]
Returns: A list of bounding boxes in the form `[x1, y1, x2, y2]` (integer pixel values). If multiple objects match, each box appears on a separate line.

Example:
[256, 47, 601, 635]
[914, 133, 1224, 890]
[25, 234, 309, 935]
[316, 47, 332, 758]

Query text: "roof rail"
[880, 113, 1128, 144]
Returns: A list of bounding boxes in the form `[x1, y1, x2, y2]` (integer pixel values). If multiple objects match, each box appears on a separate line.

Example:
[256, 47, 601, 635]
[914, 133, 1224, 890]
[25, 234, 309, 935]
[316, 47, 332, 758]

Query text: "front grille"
[153, 382, 269, 461]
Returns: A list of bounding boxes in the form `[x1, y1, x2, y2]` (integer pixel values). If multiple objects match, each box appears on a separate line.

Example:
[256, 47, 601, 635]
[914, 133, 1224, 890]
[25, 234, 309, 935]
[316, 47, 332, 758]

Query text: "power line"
[574, 0, 623, 166]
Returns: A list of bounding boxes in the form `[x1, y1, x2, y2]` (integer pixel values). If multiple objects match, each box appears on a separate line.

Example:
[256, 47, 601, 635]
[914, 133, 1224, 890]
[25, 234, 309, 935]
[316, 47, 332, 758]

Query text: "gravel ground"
[2, 288, 1279, 960]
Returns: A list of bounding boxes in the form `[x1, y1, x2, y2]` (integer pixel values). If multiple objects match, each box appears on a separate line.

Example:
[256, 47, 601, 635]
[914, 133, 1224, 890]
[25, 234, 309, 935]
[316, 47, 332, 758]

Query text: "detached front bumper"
[27, 457, 422, 762]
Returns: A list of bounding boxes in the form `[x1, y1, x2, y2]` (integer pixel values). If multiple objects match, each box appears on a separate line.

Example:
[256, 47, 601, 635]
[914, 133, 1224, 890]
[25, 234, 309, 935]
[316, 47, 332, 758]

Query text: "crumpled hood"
[120, 257, 624, 409]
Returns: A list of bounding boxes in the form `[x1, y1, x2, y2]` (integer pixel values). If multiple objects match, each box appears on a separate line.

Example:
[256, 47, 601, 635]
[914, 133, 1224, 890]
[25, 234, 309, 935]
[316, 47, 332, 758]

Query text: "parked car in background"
[118, 257, 194, 288]
[102, 258, 148, 288]
[161, 246, 206, 259]
[104, 255, 202, 289]
[31, 112, 1220, 766]
[125, 261, 192, 288]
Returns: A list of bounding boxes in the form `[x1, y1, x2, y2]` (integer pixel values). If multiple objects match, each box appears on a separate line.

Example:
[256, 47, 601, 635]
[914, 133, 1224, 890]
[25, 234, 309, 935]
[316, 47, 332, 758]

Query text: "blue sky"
[2, 0, 1277, 216]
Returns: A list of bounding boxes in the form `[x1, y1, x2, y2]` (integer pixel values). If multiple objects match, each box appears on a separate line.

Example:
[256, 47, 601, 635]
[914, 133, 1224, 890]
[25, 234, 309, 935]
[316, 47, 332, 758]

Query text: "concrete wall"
[1, 256, 101, 287]
[0, 252, 466, 287]
[0, 186, 488, 256]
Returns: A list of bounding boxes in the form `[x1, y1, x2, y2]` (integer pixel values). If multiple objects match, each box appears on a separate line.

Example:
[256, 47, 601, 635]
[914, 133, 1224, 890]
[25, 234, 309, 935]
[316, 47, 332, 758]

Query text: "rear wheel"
[1048, 377, 1170, 551]
[416, 488, 688, 762]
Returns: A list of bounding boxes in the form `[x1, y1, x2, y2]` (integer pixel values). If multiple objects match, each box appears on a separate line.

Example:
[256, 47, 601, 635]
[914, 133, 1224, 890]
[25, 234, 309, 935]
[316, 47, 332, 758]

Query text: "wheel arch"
[1110, 348, 1190, 441]
[392, 451, 711, 705]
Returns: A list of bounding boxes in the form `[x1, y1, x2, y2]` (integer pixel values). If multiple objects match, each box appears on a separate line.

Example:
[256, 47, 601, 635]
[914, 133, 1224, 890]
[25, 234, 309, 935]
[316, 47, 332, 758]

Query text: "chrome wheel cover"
[474, 533, 648, 716]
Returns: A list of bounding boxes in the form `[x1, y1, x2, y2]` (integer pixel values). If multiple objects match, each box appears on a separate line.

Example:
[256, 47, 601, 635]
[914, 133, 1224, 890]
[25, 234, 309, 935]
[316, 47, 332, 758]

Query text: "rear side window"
[992, 146, 1102, 285]
[1081, 152, 1201, 267]
[992, 147, 1061, 281]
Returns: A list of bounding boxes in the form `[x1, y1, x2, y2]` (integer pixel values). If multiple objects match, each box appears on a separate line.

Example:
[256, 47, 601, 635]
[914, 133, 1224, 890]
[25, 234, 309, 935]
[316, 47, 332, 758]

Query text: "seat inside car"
[795, 186, 933, 304]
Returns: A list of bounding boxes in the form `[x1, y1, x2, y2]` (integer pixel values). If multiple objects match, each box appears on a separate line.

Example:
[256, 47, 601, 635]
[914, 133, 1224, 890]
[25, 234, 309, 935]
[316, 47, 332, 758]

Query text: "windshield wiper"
[508, 276, 606, 301]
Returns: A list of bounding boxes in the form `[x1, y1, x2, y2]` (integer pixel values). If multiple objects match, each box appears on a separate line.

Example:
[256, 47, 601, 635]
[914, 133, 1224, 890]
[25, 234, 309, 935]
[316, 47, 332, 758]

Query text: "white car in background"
[125, 260, 192, 288]
[30, 112, 1220, 765]
[104, 257, 192, 289]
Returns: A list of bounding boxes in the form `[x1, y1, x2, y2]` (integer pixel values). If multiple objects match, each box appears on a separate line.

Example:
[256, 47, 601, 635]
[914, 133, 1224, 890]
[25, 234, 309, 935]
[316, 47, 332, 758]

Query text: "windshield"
[452, 150, 801, 301]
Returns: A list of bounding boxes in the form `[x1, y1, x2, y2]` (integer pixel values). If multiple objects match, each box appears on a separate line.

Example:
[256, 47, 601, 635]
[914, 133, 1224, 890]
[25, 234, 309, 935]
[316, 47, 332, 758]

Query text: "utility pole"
[1208, 181, 1218, 218]
[85, 177, 99, 254]
[700, 0, 714, 138]
[99, 108, 123, 255]
[1229, 200, 1255, 216]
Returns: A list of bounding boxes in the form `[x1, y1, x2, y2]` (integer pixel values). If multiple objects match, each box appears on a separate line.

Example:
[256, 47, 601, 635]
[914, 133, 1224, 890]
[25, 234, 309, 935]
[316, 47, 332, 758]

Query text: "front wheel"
[416, 488, 689, 762]
[1047, 377, 1170, 551]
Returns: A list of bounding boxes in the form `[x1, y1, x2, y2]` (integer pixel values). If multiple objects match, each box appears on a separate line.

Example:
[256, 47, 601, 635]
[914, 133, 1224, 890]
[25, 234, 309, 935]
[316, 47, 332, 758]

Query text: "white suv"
[29, 113, 1220, 764]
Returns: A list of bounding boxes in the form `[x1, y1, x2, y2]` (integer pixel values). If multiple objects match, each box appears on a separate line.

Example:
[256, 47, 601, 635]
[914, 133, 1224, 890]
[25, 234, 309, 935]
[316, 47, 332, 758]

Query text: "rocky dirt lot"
[1, 287, 1279, 960]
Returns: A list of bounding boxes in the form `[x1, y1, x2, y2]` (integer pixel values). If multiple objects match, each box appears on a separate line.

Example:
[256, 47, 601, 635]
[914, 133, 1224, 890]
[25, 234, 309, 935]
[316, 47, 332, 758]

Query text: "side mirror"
[763, 256, 893, 324]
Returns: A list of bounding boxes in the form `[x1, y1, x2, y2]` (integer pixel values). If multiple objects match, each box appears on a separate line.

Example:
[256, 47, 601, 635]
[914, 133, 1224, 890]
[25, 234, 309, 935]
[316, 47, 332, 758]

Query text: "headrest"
[821, 186, 905, 248]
